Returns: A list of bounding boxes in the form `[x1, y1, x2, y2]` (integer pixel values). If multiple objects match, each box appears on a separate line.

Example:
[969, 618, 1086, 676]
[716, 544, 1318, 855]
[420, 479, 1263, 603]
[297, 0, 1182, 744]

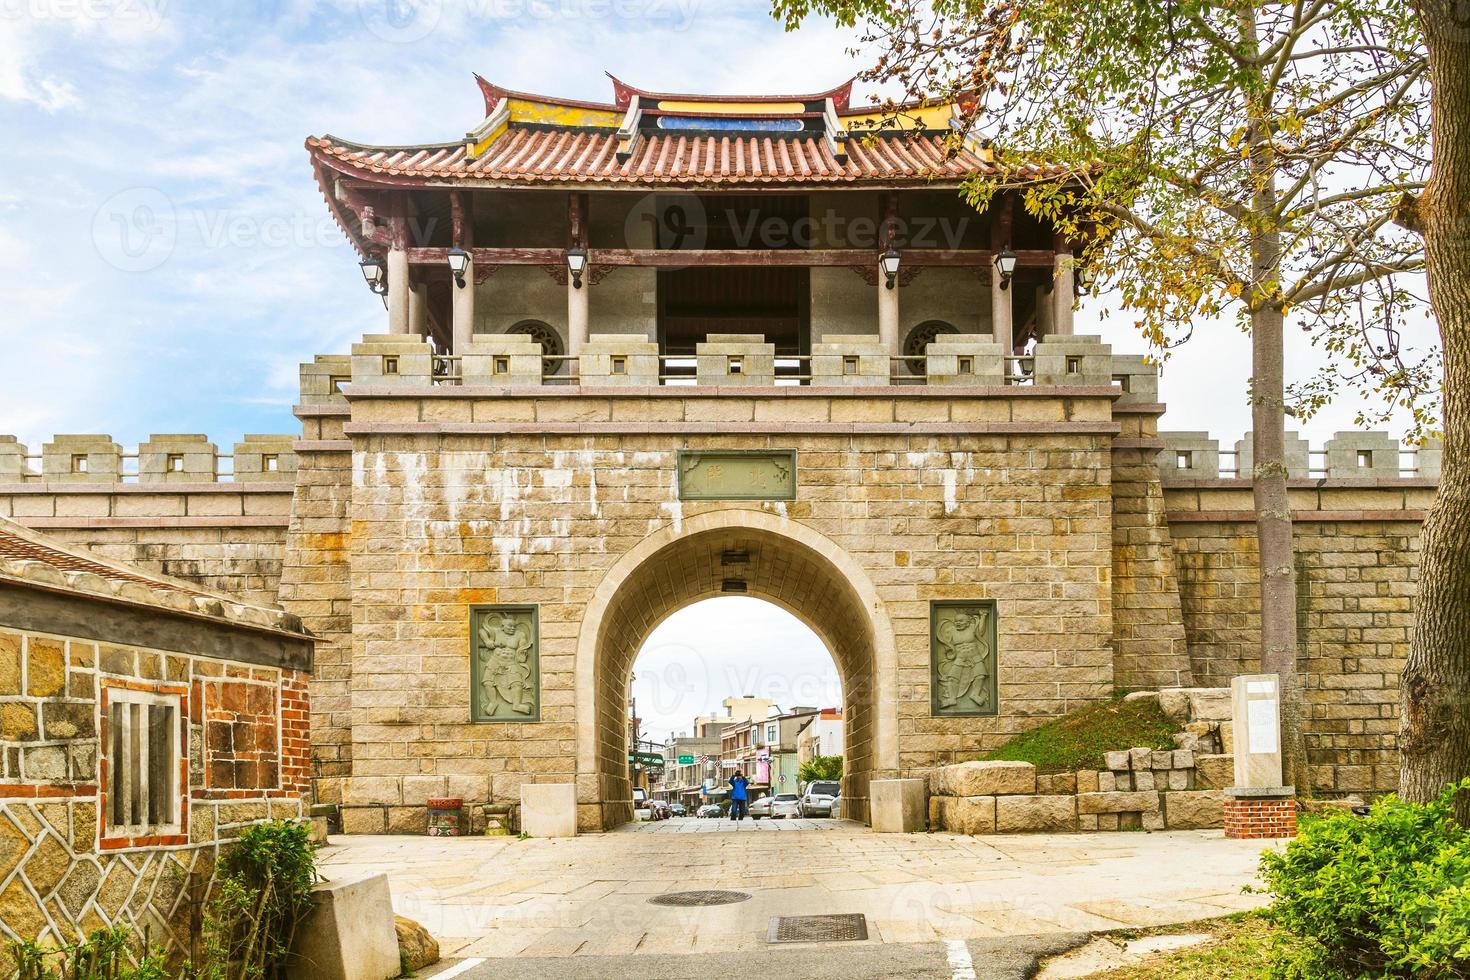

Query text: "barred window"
[106, 689, 181, 834]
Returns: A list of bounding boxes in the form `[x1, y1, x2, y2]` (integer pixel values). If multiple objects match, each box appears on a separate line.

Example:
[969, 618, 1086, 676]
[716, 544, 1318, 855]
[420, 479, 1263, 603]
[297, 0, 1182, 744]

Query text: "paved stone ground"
[316, 819, 1275, 966]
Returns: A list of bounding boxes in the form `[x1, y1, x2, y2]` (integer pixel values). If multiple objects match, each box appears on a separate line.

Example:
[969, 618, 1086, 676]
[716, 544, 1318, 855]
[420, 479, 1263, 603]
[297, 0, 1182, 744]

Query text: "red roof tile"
[307, 129, 1056, 188]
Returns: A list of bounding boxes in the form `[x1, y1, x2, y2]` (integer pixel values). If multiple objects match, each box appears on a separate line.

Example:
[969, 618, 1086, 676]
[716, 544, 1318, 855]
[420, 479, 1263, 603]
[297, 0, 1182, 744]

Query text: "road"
[423, 934, 1089, 979]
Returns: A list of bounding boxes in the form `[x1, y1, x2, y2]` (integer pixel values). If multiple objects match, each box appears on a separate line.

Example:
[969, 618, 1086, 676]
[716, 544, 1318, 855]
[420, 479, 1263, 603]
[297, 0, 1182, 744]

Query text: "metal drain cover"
[767, 913, 869, 944]
[648, 890, 751, 907]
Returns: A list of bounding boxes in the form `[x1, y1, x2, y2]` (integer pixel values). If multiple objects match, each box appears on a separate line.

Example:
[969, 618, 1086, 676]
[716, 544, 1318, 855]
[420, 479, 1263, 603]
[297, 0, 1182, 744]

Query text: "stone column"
[408, 282, 428, 339]
[567, 275, 589, 357]
[877, 263, 900, 362]
[1052, 252, 1076, 336]
[990, 271, 1014, 360]
[1034, 282, 1054, 338]
[452, 256, 476, 353]
[386, 247, 410, 335]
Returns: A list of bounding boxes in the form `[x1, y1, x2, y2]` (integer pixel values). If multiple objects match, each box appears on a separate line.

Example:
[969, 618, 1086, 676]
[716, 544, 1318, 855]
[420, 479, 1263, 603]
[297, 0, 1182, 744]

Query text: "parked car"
[801, 780, 841, 817]
[750, 793, 801, 819]
[829, 789, 842, 819]
[633, 787, 653, 821]
[670, 803, 687, 817]
[696, 803, 721, 818]
[650, 800, 671, 820]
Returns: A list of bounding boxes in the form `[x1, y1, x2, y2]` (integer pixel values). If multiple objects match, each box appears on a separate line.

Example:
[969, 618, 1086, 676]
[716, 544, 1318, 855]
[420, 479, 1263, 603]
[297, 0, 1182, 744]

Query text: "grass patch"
[1102, 914, 1293, 979]
[979, 695, 1178, 773]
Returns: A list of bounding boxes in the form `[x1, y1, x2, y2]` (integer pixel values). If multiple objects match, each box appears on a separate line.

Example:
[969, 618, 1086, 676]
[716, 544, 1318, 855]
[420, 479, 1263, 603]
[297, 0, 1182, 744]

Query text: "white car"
[750, 793, 801, 819]
[800, 780, 841, 817]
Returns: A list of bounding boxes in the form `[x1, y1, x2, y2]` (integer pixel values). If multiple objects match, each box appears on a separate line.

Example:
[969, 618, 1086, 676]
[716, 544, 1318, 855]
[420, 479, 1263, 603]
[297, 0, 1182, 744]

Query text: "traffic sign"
[678, 754, 695, 765]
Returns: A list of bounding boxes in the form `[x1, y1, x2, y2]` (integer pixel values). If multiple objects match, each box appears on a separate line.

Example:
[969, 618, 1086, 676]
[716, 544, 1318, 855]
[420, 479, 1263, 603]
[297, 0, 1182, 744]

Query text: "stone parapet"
[1159, 430, 1439, 481]
[695, 334, 776, 386]
[810, 335, 891, 385]
[43, 435, 122, 484]
[578, 334, 660, 385]
[924, 333, 1004, 385]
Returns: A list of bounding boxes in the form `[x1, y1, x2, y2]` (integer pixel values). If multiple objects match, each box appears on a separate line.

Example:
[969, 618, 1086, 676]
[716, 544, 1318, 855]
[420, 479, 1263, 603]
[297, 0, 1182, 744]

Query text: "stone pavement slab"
[315, 818, 1278, 963]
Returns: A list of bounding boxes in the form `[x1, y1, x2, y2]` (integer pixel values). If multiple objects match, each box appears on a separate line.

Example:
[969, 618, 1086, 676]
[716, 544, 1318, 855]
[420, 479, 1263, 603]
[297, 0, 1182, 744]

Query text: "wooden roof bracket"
[823, 97, 848, 162]
[465, 96, 511, 161]
[616, 95, 642, 161]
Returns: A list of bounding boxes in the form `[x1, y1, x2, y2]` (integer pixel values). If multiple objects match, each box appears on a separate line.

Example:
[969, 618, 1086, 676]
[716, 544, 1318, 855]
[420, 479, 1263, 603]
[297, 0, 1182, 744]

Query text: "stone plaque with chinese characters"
[930, 600, 998, 717]
[676, 450, 797, 501]
[470, 605, 540, 722]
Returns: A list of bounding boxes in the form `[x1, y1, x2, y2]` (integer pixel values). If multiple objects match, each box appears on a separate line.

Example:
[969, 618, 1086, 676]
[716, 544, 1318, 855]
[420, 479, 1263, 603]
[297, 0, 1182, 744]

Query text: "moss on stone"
[980, 696, 1178, 773]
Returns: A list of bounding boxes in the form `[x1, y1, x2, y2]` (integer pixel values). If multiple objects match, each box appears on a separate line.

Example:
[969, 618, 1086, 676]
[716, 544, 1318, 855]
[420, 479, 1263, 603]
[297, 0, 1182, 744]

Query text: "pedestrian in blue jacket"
[729, 771, 749, 820]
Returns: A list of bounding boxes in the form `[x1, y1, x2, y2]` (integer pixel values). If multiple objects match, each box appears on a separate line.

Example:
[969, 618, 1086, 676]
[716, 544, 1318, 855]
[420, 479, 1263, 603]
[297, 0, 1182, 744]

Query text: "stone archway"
[575, 510, 898, 830]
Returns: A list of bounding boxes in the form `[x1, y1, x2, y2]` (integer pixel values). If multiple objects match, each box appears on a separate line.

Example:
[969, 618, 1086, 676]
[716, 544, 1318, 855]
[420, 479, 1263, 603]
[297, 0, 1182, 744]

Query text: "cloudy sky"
[0, 0, 1436, 741]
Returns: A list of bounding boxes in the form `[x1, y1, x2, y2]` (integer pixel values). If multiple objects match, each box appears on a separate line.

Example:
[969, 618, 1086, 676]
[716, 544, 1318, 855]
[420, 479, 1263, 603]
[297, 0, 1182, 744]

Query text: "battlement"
[1159, 431, 1441, 481]
[0, 433, 297, 485]
[297, 333, 1165, 405]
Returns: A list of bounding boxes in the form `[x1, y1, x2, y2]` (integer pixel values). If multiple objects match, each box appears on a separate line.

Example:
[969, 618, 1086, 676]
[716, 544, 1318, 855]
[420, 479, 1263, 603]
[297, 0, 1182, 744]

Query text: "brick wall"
[1223, 796, 1298, 839]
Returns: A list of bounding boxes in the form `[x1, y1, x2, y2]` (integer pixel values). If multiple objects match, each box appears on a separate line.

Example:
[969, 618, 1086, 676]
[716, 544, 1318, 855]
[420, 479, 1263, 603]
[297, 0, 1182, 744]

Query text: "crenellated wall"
[0, 341, 1441, 812]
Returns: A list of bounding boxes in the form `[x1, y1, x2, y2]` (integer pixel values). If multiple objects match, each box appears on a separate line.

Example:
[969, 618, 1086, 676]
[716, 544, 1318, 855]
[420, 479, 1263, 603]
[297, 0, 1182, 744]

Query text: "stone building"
[0, 75, 1438, 835]
[0, 517, 313, 955]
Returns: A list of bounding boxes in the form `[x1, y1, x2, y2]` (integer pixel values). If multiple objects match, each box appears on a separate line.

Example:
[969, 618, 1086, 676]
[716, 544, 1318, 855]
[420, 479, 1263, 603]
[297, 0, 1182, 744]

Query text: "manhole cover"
[648, 890, 751, 907]
[767, 913, 869, 944]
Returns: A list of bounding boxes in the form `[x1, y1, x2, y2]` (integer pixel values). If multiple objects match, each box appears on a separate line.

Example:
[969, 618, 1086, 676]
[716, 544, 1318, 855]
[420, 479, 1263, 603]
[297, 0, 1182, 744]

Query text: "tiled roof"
[0, 517, 308, 635]
[307, 129, 1050, 188]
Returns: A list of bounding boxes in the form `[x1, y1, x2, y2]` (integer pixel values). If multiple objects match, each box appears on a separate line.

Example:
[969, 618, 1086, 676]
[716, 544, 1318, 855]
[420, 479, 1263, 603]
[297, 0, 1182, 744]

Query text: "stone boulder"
[996, 795, 1079, 833]
[1159, 688, 1232, 724]
[1162, 791, 1224, 830]
[1195, 754, 1234, 790]
[395, 915, 440, 973]
[936, 761, 1036, 797]
[948, 796, 997, 835]
[1076, 791, 1162, 815]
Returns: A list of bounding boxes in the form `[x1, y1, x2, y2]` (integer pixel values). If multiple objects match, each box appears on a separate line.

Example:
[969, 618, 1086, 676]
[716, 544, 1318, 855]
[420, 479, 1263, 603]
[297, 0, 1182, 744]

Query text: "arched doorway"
[576, 510, 898, 830]
[630, 596, 843, 814]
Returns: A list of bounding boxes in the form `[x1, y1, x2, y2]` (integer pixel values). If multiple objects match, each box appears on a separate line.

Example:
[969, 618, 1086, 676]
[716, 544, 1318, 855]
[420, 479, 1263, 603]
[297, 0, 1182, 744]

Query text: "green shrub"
[1260, 779, 1470, 979]
[198, 819, 318, 980]
[7, 925, 170, 980]
[798, 756, 843, 783]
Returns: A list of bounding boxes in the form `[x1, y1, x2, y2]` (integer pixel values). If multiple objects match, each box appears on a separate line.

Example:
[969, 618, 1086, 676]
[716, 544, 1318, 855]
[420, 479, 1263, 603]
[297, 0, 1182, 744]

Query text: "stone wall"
[0, 629, 310, 956]
[325, 379, 1120, 830]
[1165, 509, 1424, 795]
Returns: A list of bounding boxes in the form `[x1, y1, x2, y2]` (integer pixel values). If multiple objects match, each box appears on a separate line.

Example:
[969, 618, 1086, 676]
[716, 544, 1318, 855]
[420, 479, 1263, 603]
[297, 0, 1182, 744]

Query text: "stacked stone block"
[927, 756, 1226, 834]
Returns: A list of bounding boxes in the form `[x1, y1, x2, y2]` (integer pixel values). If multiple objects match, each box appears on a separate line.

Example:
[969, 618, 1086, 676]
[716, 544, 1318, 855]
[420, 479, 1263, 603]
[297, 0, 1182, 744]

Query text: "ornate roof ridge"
[607, 73, 856, 110]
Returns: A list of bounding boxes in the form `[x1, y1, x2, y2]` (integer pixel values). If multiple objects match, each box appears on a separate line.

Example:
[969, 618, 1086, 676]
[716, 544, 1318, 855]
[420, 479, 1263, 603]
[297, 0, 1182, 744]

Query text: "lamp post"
[446, 247, 470, 289]
[880, 245, 901, 290]
[1075, 263, 1096, 296]
[994, 248, 1018, 291]
[359, 257, 386, 295]
[565, 245, 588, 289]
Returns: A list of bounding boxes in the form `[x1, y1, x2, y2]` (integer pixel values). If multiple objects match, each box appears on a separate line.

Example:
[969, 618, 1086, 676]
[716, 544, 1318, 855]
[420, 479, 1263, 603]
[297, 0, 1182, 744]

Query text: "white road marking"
[945, 938, 977, 980]
[427, 958, 486, 979]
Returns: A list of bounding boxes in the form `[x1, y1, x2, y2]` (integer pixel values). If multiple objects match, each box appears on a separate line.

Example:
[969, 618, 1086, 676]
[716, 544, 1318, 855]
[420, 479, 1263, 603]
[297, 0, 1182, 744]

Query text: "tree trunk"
[1251, 302, 1307, 794]
[1242, 4, 1307, 795]
[1401, 1, 1470, 816]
